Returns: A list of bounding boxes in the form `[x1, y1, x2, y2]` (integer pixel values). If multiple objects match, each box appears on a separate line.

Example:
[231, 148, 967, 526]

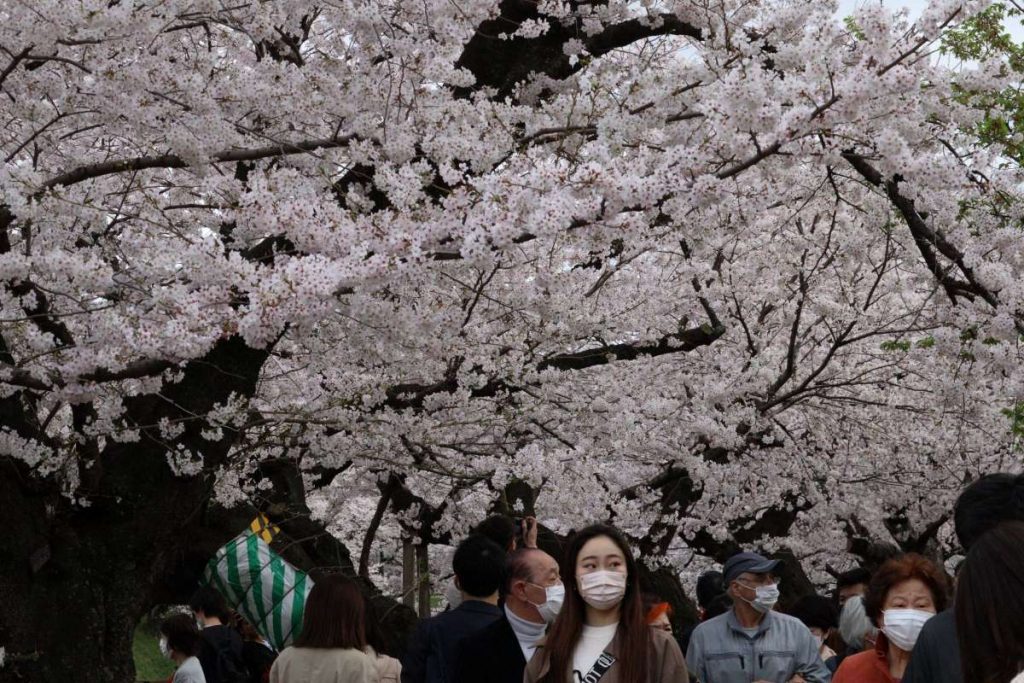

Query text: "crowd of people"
[158, 472, 1024, 683]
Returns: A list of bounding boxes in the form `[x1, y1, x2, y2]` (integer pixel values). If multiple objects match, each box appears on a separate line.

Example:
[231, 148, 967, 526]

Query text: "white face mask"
[528, 582, 565, 623]
[737, 582, 780, 613]
[882, 609, 933, 651]
[577, 570, 627, 610]
[158, 636, 172, 659]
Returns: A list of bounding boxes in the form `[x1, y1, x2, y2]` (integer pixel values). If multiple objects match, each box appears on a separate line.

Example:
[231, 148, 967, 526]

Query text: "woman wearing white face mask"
[833, 553, 950, 683]
[524, 524, 688, 683]
[159, 613, 207, 683]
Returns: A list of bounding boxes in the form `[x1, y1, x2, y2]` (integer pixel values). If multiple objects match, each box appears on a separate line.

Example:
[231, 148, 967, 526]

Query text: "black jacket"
[241, 640, 277, 683]
[198, 624, 248, 683]
[452, 615, 527, 683]
[401, 600, 502, 683]
[902, 609, 961, 683]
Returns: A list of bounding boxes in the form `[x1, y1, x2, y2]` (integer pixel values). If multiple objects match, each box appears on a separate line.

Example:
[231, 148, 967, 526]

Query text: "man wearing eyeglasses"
[686, 551, 830, 683]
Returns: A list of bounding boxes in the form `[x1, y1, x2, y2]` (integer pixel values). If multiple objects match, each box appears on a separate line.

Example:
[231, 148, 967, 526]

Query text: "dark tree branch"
[41, 134, 359, 191]
[455, 4, 700, 100]
[842, 152, 1007, 316]
[537, 322, 725, 372]
[359, 475, 397, 579]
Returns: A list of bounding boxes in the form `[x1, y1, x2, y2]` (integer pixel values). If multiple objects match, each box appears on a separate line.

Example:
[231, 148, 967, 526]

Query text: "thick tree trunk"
[0, 337, 267, 682]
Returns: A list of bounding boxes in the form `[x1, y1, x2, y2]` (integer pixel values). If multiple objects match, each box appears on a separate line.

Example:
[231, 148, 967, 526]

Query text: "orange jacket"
[833, 633, 899, 683]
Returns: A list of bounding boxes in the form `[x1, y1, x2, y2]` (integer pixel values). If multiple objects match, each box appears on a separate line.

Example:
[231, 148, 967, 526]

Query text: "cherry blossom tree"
[1, 0, 1022, 680]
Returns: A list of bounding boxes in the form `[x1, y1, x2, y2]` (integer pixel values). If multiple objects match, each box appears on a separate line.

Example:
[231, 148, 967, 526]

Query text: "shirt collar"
[726, 607, 773, 637]
[505, 604, 545, 642]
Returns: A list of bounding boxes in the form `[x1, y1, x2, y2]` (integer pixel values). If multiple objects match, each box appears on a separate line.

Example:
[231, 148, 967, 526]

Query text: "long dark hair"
[540, 524, 649, 683]
[956, 521, 1024, 683]
[294, 574, 367, 650]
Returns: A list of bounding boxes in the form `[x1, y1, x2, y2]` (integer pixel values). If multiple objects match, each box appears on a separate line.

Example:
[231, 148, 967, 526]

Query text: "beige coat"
[367, 647, 401, 683]
[524, 627, 689, 683]
[269, 646, 379, 683]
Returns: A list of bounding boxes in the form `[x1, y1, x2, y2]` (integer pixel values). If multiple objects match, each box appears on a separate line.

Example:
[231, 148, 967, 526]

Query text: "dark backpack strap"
[581, 651, 616, 683]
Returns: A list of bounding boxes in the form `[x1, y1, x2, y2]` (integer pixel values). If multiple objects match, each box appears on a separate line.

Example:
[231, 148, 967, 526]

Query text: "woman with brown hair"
[269, 575, 378, 683]
[832, 553, 949, 683]
[955, 521, 1024, 683]
[524, 524, 688, 683]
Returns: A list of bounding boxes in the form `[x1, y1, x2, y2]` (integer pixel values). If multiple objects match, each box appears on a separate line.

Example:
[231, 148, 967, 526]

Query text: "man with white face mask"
[686, 551, 829, 683]
[453, 548, 563, 683]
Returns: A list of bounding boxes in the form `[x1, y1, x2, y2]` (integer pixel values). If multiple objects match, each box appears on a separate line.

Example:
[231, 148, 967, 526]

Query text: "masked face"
[577, 570, 627, 610]
[735, 575, 780, 614]
[882, 609, 933, 651]
[158, 636, 172, 659]
[526, 581, 565, 623]
[575, 535, 629, 611]
[880, 577, 936, 651]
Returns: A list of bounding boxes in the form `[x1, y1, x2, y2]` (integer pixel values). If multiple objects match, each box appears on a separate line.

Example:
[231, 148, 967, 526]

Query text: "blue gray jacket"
[686, 608, 830, 683]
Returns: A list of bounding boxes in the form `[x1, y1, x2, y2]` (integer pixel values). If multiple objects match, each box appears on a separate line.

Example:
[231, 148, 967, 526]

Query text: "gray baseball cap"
[723, 551, 781, 584]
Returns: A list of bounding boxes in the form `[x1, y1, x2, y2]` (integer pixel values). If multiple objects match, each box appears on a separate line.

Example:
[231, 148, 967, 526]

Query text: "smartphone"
[513, 517, 526, 545]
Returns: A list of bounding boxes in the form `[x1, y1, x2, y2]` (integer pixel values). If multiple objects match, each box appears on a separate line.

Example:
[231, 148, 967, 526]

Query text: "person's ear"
[454, 576, 462, 592]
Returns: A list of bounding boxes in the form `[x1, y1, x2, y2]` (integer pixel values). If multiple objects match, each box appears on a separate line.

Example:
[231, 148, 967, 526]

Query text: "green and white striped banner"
[202, 530, 314, 651]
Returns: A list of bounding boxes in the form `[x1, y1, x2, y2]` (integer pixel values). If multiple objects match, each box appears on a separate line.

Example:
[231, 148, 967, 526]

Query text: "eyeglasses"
[736, 575, 780, 588]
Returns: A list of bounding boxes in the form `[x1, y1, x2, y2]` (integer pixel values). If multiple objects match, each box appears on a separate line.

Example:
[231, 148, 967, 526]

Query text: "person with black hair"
[402, 534, 507, 683]
[454, 547, 563, 683]
[160, 613, 207, 683]
[790, 594, 841, 673]
[524, 524, 687, 683]
[445, 514, 538, 609]
[679, 570, 728, 656]
[955, 521, 1024, 683]
[189, 586, 248, 683]
[694, 571, 726, 620]
[904, 473, 1024, 683]
[231, 612, 276, 683]
[835, 567, 871, 608]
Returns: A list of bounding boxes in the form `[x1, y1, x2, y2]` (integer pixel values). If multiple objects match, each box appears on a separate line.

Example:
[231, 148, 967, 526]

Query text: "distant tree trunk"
[256, 458, 418, 656]
[416, 543, 431, 618]
[403, 539, 417, 609]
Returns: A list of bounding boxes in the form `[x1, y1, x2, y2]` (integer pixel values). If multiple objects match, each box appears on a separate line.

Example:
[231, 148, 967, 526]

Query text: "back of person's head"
[189, 585, 231, 621]
[790, 594, 839, 631]
[161, 612, 203, 657]
[695, 571, 725, 609]
[835, 567, 871, 592]
[453, 534, 506, 599]
[705, 592, 732, 620]
[954, 473, 1024, 550]
[294, 574, 367, 649]
[863, 553, 949, 627]
[474, 515, 517, 552]
[956, 521, 1024, 683]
